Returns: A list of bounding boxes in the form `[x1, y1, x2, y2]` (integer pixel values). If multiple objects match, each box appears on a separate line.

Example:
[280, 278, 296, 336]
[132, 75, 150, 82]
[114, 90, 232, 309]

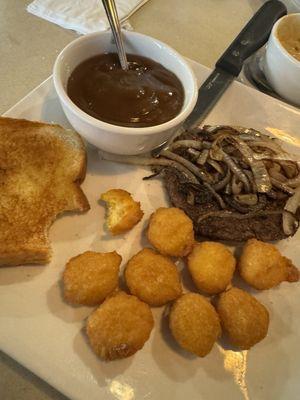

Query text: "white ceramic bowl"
[53, 31, 198, 155]
[264, 13, 300, 106]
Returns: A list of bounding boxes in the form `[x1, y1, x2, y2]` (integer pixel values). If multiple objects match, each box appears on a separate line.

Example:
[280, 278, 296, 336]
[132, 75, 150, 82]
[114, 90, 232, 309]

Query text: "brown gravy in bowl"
[67, 53, 184, 128]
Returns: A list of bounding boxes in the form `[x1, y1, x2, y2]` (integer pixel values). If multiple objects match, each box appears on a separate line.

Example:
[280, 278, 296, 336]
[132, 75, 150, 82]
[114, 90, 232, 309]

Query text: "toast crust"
[0, 117, 90, 266]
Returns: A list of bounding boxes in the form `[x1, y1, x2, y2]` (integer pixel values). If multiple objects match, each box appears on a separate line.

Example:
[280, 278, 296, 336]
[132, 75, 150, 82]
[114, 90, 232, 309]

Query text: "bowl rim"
[273, 13, 300, 68]
[53, 30, 198, 136]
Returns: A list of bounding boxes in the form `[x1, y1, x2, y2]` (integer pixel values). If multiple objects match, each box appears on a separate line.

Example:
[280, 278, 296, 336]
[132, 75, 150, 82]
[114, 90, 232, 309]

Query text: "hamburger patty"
[163, 168, 289, 242]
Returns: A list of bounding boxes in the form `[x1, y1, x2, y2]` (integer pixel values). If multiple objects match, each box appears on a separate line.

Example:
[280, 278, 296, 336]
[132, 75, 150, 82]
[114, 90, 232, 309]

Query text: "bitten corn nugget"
[101, 189, 143, 235]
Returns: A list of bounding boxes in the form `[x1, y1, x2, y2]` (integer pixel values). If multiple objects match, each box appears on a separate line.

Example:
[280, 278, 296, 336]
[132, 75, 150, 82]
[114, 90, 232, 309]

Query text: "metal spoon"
[102, 0, 129, 70]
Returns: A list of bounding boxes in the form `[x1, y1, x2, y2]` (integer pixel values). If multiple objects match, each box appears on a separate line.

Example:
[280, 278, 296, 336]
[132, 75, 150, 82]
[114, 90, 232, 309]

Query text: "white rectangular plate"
[1, 60, 300, 400]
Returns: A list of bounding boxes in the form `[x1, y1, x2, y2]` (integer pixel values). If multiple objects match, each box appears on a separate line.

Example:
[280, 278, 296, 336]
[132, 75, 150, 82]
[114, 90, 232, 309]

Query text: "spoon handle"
[102, 0, 129, 70]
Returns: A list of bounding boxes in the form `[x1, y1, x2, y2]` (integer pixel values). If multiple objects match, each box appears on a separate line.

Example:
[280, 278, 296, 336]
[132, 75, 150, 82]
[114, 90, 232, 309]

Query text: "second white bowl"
[264, 13, 300, 106]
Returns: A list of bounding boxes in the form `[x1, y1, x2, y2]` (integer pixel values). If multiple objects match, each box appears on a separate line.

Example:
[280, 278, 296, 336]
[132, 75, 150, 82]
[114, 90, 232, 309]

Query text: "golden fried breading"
[216, 287, 269, 350]
[239, 239, 299, 290]
[86, 292, 154, 360]
[147, 207, 194, 257]
[63, 251, 121, 306]
[187, 242, 236, 294]
[101, 189, 143, 235]
[125, 248, 182, 306]
[169, 293, 221, 357]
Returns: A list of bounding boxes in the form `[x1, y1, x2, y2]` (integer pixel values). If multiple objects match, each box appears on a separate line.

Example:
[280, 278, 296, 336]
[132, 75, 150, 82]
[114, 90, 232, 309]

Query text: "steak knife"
[183, 0, 287, 130]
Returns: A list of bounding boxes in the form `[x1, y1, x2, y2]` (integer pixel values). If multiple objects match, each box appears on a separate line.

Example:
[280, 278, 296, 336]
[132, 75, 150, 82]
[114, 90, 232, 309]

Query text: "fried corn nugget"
[239, 239, 299, 290]
[187, 242, 236, 294]
[147, 207, 194, 257]
[169, 293, 221, 357]
[101, 189, 143, 235]
[63, 251, 121, 306]
[86, 292, 154, 360]
[216, 287, 269, 350]
[125, 248, 182, 306]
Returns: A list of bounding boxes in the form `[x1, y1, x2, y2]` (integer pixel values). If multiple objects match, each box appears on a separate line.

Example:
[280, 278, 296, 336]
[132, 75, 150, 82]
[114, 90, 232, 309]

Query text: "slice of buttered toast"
[0, 117, 90, 266]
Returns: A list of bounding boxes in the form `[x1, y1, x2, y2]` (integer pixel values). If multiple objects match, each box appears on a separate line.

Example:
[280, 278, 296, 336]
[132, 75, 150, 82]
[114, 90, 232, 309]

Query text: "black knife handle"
[216, 0, 287, 77]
